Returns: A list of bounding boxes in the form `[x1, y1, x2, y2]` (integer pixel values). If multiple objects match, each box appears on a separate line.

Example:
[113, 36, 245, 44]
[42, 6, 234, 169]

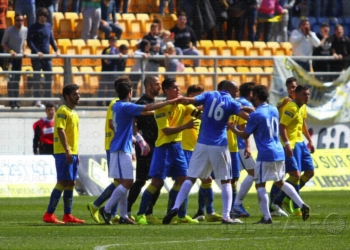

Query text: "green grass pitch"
[0, 191, 349, 250]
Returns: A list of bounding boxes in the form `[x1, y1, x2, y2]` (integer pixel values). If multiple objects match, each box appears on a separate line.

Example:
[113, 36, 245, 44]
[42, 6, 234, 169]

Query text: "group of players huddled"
[42, 75, 313, 225]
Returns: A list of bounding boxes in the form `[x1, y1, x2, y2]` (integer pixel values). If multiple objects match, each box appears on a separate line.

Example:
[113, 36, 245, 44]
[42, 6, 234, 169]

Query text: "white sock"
[118, 191, 128, 218]
[173, 180, 193, 209]
[221, 183, 232, 220]
[257, 187, 271, 220]
[234, 175, 254, 205]
[105, 185, 128, 212]
[281, 182, 303, 208]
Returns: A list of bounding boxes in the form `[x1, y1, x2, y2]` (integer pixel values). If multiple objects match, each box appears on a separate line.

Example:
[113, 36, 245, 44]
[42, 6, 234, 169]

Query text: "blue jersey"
[236, 97, 254, 150]
[195, 91, 242, 146]
[110, 101, 144, 153]
[244, 103, 284, 162]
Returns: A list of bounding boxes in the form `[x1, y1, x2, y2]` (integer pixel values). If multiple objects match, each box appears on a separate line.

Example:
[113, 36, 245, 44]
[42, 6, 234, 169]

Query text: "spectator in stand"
[14, 0, 36, 28]
[226, 0, 245, 41]
[61, 0, 80, 14]
[170, 12, 200, 67]
[27, 7, 59, 107]
[97, 36, 124, 106]
[153, 18, 165, 36]
[115, 0, 129, 13]
[35, 0, 58, 26]
[292, 0, 308, 18]
[290, 18, 320, 71]
[312, 23, 333, 81]
[143, 23, 163, 75]
[81, 0, 101, 41]
[237, 0, 257, 42]
[0, 0, 7, 70]
[130, 39, 150, 97]
[307, 0, 322, 18]
[255, 0, 287, 42]
[159, 0, 174, 15]
[271, 0, 294, 42]
[33, 102, 55, 155]
[160, 30, 173, 52]
[324, 0, 343, 18]
[330, 25, 350, 74]
[164, 42, 184, 79]
[117, 44, 128, 72]
[2, 13, 28, 109]
[99, 0, 123, 39]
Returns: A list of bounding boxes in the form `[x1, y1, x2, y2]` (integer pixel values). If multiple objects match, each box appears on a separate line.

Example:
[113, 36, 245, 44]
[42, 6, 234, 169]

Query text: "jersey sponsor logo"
[155, 113, 166, 119]
[284, 111, 294, 118]
[57, 114, 67, 119]
[43, 127, 54, 134]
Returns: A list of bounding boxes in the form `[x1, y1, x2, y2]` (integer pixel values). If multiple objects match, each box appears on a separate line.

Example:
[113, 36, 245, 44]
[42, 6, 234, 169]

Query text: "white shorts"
[239, 149, 256, 171]
[187, 143, 232, 180]
[109, 151, 134, 179]
[254, 160, 285, 184]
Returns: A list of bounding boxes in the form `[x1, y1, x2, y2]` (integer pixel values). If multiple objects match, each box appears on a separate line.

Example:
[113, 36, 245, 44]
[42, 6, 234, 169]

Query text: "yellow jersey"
[279, 101, 306, 148]
[155, 103, 196, 147]
[227, 115, 244, 153]
[181, 104, 200, 151]
[105, 98, 119, 150]
[54, 105, 79, 154]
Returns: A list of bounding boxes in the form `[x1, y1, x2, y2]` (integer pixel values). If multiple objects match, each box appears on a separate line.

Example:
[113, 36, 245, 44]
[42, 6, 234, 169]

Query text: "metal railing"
[0, 54, 342, 105]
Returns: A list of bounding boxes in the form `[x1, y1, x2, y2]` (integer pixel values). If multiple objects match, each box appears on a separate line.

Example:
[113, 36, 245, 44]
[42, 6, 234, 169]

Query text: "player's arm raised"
[142, 96, 183, 111]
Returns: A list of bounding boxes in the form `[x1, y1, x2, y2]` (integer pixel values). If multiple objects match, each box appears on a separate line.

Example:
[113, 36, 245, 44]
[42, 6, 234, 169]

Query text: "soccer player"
[183, 84, 222, 223]
[230, 85, 310, 224]
[87, 96, 120, 224]
[136, 78, 201, 225]
[98, 77, 181, 225]
[162, 81, 252, 225]
[33, 103, 55, 155]
[271, 84, 315, 216]
[126, 76, 163, 224]
[43, 84, 84, 224]
[231, 82, 256, 218]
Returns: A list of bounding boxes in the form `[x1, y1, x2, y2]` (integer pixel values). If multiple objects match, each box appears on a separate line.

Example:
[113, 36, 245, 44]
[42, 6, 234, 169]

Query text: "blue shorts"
[294, 142, 314, 172]
[183, 150, 193, 165]
[285, 142, 314, 172]
[149, 142, 188, 180]
[54, 154, 79, 181]
[231, 152, 240, 179]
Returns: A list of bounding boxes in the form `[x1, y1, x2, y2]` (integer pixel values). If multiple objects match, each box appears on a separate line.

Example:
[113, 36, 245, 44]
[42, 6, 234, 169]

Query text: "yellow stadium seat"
[207, 47, 221, 67]
[86, 39, 101, 48]
[240, 41, 253, 50]
[57, 38, 72, 54]
[266, 41, 280, 55]
[118, 19, 131, 39]
[71, 39, 86, 50]
[213, 40, 227, 48]
[53, 12, 64, 38]
[64, 12, 79, 21]
[66, 45, 80, 66]
[220, 46, 235, 67]
[176, 67, 193, 90]
[0, 67, 7, 95]
[74, 19, 83, 38]
[280, 42, 293, 56]
[253, 41, 267, 53]
[249, 66, 264, 83]
[261, 48, 274, 67]
[117, 39, 130, 47]
[222, 67, 240, 84]
[6, 10, 15, 27]
[200, 40, 213, 48]
[20, 65, 34, 95]
[236, 66, 250, 83]
[136, 13, 150, 33]
[72, 66, 85, 93]
[100, 39, 108, 47]
[133, 0, 152, 12]
[52, 66, 64, 95]
[22, 45, 32, 66]
[163, 14, 177, 30]
[158, 66, 166, 83]
[51, 45, 64, 66]
[234, 46, 248, 67]
[193, 66, 208, 87]
[150, 13, 163, 21]
[122, 13, 136, 21]
[80, 66, 98, 94]
[261, 67, 274, 87]
[130, 20, 143, 38]
[209, 67, 225, 88]
[275, 47, 287, 56]
[81, 46, 94, 66]
[248, 47, 261, 67]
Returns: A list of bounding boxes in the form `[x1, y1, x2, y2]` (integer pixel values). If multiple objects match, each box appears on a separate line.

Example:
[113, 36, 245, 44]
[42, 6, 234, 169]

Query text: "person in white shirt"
[290, 18, 320, 71]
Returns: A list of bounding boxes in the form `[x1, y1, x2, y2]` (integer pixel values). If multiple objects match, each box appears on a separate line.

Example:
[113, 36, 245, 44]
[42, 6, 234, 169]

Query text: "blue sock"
[168, 185, 180, 214]
[178, 197, 188, 218]
[230, 183, 237, 213]
[137, 184, 157, 215]
[200, 183, 214, 215]
[270, 184, 281, 205]
[47, 184, 64, 214]
[63, 187, 74, 214]
[94, 182, 117, 207]
[197, 187, 205, 214]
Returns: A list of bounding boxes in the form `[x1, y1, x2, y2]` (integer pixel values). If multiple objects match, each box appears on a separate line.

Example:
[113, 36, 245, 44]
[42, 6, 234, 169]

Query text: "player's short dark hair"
[62, 84, 79, 100]
[286, 77, 297, 86]
[150, 23, 158, 29]
[335, 24, 343, 32]
[321, 22, 330, 28]
[44, 102, 55, 109]
[253, 85, 269, 102]
[162, 78, 176, 94]
[37, 7, 49, 18]
[138, 39, 150, 52]
[14, 13, 23, 19]
[222, 80, 238, 91]
[177, 12, 186, 18]
[187, 84, 204, 96]
[143, 75, 158, 87]
[109, 36, 117, 42]
[119, 44, 128, 51]
[217, 80, 234, 91]
[114, 76, 132, 99]
[239, 82, 255, 97]
[295, 84, 309, 93]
